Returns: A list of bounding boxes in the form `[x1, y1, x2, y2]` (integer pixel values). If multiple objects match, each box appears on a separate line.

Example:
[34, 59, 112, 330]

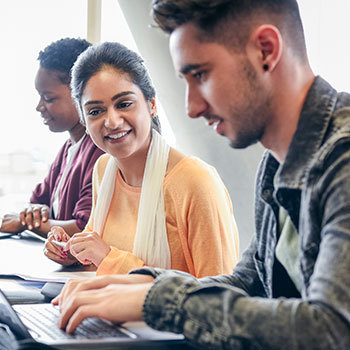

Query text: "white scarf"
[93, 129, 171, 269]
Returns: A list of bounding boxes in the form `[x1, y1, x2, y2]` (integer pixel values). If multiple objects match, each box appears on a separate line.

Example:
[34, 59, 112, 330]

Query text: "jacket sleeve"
[134, 143, 350, 350]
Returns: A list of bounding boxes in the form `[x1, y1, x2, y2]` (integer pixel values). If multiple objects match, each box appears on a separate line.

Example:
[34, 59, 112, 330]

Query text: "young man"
[55, 1, 350, 348]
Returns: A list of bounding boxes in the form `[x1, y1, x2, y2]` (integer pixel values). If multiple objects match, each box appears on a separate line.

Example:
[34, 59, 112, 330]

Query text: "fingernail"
[34, 222, 39, 228]
[28, 225, 33, 230]
[21, 221, 25, 226]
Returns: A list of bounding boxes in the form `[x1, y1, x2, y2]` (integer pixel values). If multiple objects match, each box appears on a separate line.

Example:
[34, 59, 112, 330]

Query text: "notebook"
[0, 289, 185, 349]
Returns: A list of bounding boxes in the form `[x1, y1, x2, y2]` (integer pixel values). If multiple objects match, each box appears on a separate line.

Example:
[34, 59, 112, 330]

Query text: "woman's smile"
[104, 129, 133, 143]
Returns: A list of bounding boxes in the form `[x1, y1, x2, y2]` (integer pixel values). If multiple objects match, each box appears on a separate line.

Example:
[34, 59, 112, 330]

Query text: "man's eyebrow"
[180, 64, 203, 76]
[84, 91, 136, 107]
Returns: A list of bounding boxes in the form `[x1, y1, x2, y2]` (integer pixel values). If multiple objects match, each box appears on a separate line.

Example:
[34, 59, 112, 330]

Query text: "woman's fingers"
[40, 206, 49, 223]
[46, 229, 75, 263]
[32, 208, 42, 228]
[24, 206, 34, 230]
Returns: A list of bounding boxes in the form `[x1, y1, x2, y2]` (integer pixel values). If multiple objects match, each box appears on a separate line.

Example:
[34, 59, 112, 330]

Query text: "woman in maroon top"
[1, 38, 104, 237]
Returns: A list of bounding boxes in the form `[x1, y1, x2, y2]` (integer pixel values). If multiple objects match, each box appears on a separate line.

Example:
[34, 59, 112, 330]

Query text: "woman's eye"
[87, 109, 101, 117]
[117, 101, 133, 109]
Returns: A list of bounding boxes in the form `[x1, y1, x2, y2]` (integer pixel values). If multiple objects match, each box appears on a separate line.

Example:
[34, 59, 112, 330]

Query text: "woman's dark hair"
[38, 37, 92, 85]
[71, 42, 161, 133]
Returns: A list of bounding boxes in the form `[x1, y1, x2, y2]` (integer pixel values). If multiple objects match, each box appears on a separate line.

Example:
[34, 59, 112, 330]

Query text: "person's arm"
[31, 219, 80, 238]
[179, 164, 239, 277]
[139, 145, 350, 349]
[22, 142, 80, 237]
[54, 237, 262, 335]
[0, 210, 80, 238]
[96, 247, 146, 275]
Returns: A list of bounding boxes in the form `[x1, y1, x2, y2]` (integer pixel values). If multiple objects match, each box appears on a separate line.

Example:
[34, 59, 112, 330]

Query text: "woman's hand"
[66, 231, 111, 267]
[19, 204, 50, 231]
[52, 275, 154, 333]
[44, 226, 77, 266]
[1, 213, 25, 233]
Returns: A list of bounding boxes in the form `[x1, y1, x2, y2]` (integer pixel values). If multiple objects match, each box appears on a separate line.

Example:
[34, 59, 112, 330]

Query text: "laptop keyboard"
[13, 303, 134, 341]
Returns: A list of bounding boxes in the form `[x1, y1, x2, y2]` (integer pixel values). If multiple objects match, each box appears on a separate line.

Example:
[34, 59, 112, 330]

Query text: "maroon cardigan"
[30, 135, 104, 230]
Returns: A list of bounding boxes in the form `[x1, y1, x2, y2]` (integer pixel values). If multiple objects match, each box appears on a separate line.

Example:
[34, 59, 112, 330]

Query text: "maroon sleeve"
[72, 143, 104, 230]
[57, 136, 104, 230]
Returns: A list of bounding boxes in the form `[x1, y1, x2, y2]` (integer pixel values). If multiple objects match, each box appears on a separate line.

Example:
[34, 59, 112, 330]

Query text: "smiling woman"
[82, 68, 159, 164]
[43, 41, 240, 277]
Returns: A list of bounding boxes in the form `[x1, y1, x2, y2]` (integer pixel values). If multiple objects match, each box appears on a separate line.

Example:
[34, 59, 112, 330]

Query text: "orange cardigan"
[85, 154, 239, 277]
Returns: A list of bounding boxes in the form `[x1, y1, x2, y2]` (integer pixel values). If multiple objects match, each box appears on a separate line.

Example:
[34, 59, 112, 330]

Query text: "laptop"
[0, 289, 185, 349]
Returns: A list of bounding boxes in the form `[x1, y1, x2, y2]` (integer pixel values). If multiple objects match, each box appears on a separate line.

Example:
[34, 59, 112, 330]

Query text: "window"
[0, 0, 88, 213]
[299, 0, 350, 91]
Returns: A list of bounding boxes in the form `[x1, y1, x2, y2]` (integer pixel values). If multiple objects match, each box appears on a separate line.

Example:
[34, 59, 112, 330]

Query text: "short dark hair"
[71, 41, 161, 133]
[152, 0, 307, 58]
[38, 37, 92, 85]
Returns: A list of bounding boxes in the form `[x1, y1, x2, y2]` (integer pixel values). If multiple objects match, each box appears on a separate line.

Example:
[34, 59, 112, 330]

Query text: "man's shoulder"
[321, 106, 350, 153]
[310, 108, 350, 175]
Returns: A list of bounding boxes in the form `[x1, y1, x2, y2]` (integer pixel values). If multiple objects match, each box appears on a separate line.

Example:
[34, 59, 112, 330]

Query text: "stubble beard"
[228, 60, 271, 150]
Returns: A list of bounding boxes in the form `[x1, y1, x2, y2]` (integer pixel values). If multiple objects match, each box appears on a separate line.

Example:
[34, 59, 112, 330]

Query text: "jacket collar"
[262, 76, 338, 194]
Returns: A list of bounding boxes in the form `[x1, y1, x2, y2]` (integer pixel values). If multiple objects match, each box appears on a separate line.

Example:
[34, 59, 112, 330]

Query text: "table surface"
[0, 231, 90, 277]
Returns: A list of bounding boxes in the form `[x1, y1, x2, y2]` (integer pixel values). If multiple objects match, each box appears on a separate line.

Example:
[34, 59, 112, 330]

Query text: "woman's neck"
[117, 137, 151, 187]
[69, 122, 86, 144]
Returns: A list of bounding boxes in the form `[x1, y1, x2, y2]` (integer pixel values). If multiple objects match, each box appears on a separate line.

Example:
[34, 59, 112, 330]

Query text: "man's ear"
[247, 24, 283, 73]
